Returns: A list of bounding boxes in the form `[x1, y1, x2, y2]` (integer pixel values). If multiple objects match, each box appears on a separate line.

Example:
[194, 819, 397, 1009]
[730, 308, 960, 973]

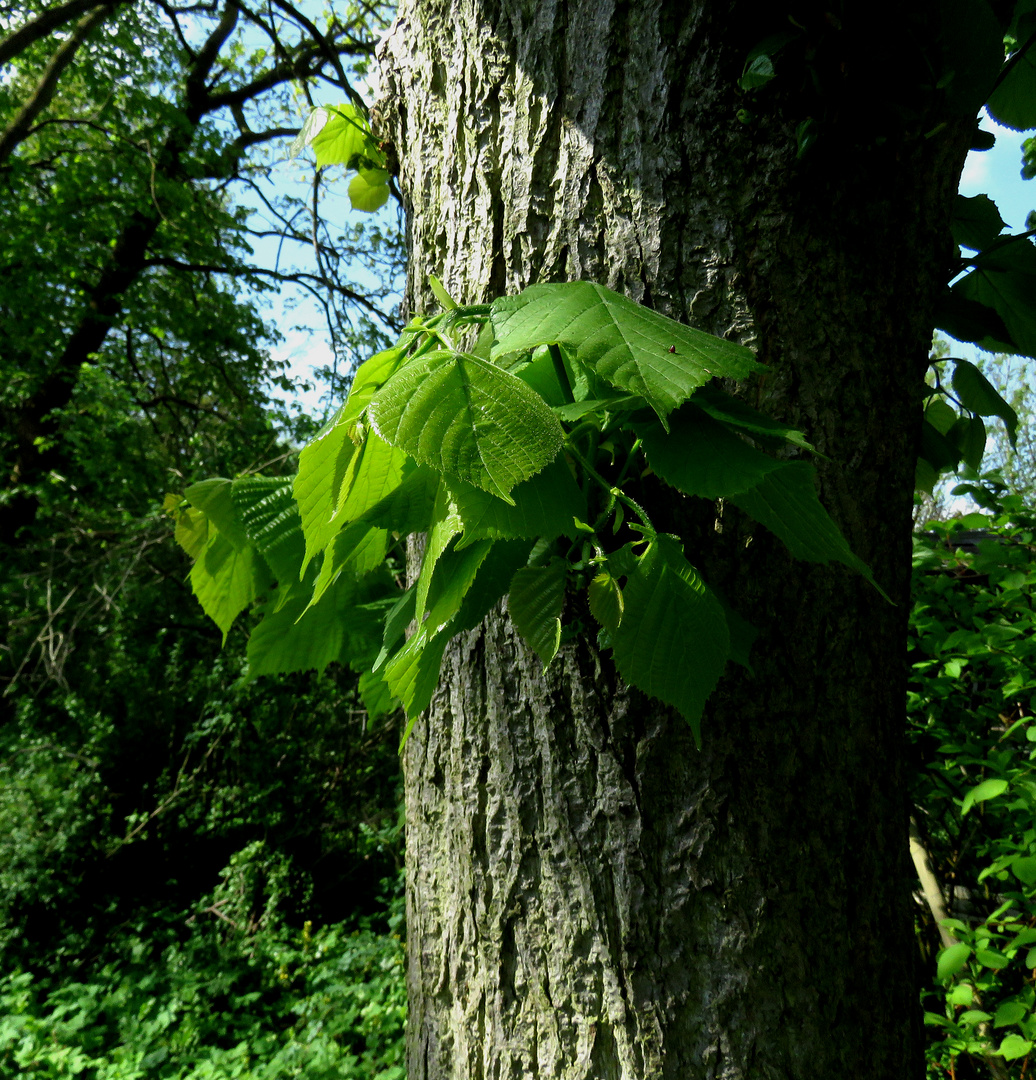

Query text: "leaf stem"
[566, 443, 655, 537]
[548, 344, 574, 404]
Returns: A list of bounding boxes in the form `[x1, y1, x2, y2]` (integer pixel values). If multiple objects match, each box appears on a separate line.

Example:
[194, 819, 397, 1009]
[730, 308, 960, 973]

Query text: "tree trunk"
[377, 2, 973, 1075]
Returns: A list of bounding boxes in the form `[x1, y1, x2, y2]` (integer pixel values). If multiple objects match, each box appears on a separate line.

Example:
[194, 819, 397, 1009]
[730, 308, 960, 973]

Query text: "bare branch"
[184, 0, 239, 122]
[142, 255, 392, 319]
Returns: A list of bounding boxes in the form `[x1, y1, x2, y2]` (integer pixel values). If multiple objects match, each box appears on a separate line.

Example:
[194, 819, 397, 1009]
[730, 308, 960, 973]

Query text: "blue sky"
[959, 112, 1034, 234]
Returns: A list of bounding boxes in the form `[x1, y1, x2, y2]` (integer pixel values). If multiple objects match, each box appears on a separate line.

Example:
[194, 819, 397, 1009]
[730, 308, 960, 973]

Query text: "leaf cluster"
[177, 280, 881, 742]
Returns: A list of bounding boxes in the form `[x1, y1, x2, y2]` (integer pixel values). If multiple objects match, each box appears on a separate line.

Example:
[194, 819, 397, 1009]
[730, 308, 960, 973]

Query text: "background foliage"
[0, 1, 407, 1076]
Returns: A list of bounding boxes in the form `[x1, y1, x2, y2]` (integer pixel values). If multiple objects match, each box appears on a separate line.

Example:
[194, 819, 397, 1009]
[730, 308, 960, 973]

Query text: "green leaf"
[348, 168, 390, 212]
[490, 282, 761, 424]
[508, 560, 567, 667]
[372, 587, 417, 673]
[359, 462, 441, 534]
[306, 104, 382, 170]
[306, 522, 388, 613]
[294, 412, 359, 571]
[414, 485, 462, 628]
[190, 532, 272, 642]
[368, 349, 563, 503]
[231, 477, 305, 584]
[925, 398, 958, 436]
[172, 504, 208, 561]
[637, 403, 784, 499]
[954, 238, 1036, 359]
[936, 942, 973, 981]
[293, 346, 408, 570]
[185, 478, 248, 550]
[588, 571, 624, 634]
[961, 777, 1009, 814]
[448, 453, 585, 547]
[423, 540, 494, 634]
[988, 38, 1036, 131]
[739, 53, 775, 91]
[994, 1001, 1029, 1028]
[610, 535, 730, 739]
[921, 417, 962, 473]
[334, 432, 411, 526]
[959, 1008, 992, 1024]
[948, 984, 975, 1007]
[1013, 855, 1036, 885]
[428, 274, 459, 310]
[934, 287, 1015, 353]
[690, 384, 815, 451]
[976, 947, 1010, 970]
[949, 415, 988, 472]
[359, 667, 397, 720]
[951, 194, 1007, 252]
[449, 538, 535, 634]
[247, 570, 391, 678]
[385, 625, 451, 728]
[998, 1034, 1035, 1061]
[508, 342, 594, 406]
[289, 107, 334, 159]
[729, 462, 883, 595]
[952, 359, 1018, 444]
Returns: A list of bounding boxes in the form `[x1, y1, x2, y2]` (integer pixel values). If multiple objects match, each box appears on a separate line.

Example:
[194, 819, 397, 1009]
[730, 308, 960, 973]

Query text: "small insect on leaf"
[669, 345, 677, 354]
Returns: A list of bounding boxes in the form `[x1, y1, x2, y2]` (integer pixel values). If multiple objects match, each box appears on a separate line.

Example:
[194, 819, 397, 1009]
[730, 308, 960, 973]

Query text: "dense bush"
[910, 489, 1036, 1076]
[0, 860, 406, 1079]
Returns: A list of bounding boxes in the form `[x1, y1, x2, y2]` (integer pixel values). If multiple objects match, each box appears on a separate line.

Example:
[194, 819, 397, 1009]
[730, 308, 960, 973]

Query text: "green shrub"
[910, 494, 1036, 1075]
[0, 851, 406, 1079]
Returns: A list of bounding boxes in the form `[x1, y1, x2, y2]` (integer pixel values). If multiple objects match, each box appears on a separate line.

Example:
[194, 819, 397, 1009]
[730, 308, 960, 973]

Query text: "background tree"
[0, 0, 402, 544]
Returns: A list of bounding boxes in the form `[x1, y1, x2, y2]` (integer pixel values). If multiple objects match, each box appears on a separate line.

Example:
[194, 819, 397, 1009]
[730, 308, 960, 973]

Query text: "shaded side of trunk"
[378, 2, 972, 1075]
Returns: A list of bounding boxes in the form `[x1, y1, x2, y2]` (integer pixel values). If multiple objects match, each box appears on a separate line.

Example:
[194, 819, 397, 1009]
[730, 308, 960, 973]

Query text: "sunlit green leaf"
[588, 571, 624, 634]
[369, 349, 563, 503]
[491, 282, 760, 424]
[306, 103, 383, 170]
[961, 777, 1009, 814]
[190, 532, 272, 642]
[172, 504, 208, 561]
[231, 477, 305, 584]
[998, 1034, 1035, 1061]
[185, 478, 248, 550]
[348, 168, 391, 212]
[386, 625, 451, 730]
[993, 1001, 1028, 1028]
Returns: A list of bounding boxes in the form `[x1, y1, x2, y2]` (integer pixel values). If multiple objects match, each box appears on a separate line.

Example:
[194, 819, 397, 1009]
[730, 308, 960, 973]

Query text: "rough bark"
[377, 2, 974, 1076]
